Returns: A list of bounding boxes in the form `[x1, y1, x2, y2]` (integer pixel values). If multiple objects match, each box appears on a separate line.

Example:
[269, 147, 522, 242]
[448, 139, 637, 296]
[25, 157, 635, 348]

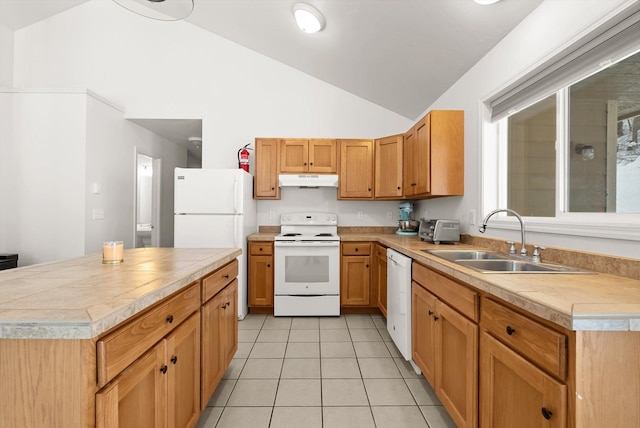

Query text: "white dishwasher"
[386, 249, 412, 358]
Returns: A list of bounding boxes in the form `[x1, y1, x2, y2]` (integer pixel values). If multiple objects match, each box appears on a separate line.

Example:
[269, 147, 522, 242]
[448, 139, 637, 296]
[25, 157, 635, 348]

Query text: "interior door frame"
[133, 147, 161, 247]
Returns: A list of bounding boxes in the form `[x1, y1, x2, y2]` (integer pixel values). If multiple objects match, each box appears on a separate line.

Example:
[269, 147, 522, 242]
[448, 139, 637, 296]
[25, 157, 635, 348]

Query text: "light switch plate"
[93, 209, 104, 220]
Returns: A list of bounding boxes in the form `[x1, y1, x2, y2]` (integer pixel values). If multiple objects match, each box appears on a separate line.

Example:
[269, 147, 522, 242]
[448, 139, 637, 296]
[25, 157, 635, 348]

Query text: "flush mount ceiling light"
[112, 0, 194, 21]
[473, 0, 502, 4]
[293, 3, 326, 33]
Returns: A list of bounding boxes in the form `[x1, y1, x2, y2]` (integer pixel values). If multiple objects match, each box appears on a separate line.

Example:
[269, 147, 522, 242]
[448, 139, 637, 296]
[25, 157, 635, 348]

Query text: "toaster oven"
[418, 219, 460, 244]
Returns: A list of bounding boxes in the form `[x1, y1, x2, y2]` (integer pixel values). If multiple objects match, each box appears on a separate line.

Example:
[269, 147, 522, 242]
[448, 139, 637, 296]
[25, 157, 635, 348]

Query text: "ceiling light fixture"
[112, 0, 194, 21]
[473, 0, 502, 5]
[293, 3, 326, 33]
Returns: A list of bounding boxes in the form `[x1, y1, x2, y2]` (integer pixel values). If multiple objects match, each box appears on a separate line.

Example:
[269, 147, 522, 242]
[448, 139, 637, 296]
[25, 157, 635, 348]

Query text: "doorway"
[135, 152, 161, 247]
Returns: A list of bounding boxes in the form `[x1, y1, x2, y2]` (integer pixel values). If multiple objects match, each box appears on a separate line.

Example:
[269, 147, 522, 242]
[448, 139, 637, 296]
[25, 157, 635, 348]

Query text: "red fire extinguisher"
[238, 143, 252, 173]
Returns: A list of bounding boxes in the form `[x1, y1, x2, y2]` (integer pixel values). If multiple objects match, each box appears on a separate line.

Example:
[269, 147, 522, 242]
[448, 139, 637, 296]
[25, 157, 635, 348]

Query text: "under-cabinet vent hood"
[278, 174, 339, 188]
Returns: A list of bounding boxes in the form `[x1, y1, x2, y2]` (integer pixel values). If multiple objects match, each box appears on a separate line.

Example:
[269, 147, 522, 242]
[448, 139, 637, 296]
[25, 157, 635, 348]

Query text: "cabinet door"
[403, 126, 416, 197]
[435, 300, 478, 428]
[309, 139, 337, 173]
[411, 282, 437, 384]
[338, 140, 374, 199]
[222, 280, 239, 366]
[249, 254, 274, 307]
[280, 139, 309, 173]
[413, 114, 431, 195]
[340, 255, 371, 306]
[166, 314, 200, 428]
[430, 110, 464, 196]
[480, 332, 566, 428]
[374, 135, 403, 198]
[254, 138, 280, 199]
[375, 247, 388, 316]
[200, 292, 225, 408]
[96, 343, 167, 428]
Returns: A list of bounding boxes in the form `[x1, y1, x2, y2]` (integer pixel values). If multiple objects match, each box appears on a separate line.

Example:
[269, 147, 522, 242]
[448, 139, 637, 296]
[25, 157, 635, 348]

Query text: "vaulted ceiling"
[0, 0, 544, 120]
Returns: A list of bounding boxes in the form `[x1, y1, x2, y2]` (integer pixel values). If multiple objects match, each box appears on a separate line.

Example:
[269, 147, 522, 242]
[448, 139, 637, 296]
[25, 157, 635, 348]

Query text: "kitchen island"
[0, 247, 241, 428]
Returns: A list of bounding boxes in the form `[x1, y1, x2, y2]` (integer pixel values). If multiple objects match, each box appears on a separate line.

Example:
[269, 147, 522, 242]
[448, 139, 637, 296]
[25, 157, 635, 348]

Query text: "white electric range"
[273, 213, 340, 316]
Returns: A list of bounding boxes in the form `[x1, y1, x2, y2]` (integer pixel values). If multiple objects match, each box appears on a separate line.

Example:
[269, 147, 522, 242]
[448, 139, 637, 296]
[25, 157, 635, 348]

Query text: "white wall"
[9, 0, 411, 230]
[0, 24, 12, 87]
[418, 0, 640, 257]
[0, 90, 86, 265]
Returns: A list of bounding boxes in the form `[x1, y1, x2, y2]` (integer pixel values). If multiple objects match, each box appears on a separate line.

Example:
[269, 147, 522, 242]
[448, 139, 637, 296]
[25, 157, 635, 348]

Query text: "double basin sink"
[422, 249, 592, 274]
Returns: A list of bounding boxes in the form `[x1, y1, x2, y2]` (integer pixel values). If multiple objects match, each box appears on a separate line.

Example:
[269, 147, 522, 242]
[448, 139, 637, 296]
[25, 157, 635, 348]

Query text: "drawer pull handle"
[259, 247, 263, 251]
[506, 326, 516, 335]
[160, 365, 168, 374]
[267, 264, 271, 268]
[428, 310, 434, 316]
[166, 315, 174, 324]
[171, 355, 178, 365]
[224, 274, 230, 279]
[541, 407, 553, 420]
[355, 248, 359, 252]
[433, 316, 439, 321]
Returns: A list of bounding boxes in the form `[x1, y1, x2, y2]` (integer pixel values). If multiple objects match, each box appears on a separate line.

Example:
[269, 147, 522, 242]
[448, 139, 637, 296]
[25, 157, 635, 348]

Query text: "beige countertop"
[250, 231, 640, 331]
[0, 247, 241, 339]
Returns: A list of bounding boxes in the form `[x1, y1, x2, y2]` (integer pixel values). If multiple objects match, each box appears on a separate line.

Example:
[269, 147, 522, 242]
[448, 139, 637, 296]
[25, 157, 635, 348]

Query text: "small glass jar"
[103, 241, 124, 264]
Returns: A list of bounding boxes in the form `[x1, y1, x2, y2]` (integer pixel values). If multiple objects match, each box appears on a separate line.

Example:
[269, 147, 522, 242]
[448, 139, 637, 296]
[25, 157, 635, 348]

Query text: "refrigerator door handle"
[234, 214, 241, 247]
[233, 176, 239, 214]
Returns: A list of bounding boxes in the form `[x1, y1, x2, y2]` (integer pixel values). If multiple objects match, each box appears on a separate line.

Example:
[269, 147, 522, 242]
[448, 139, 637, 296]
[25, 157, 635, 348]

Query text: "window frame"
[480, 88, 640, 242]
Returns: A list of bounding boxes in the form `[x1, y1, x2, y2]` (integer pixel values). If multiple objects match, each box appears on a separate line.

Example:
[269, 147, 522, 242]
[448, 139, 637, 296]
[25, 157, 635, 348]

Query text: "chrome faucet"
[479, 208, 528, 257]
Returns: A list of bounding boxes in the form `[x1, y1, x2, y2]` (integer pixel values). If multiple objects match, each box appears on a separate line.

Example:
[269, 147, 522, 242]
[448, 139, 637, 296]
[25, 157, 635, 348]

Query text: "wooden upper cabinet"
[254, 138, 280, 199]
[280, 139, 337, 173]
[404, 110, 464, 199]
[374, 134, 403, 199]
[338, 139, 374, 199]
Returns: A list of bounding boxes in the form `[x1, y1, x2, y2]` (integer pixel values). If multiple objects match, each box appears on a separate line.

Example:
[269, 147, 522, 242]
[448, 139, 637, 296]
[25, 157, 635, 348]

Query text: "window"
[483, 4, 640, 240]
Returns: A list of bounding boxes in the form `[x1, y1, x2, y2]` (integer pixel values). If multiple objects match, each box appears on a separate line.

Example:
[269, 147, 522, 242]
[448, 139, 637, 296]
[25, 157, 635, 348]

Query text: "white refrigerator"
[174, 168, 256, 320]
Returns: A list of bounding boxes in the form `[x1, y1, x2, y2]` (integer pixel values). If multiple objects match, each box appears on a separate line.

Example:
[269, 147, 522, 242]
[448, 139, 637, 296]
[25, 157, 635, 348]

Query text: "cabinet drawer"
[481, 298, 567, 380]
[202, 259, 238, 302]
[342, 242, 371, 256]
[97, 283, 200, 387]
[250, 242, 273, 256]
[374, 244, 387, 260]
[413, 262, 478, 322]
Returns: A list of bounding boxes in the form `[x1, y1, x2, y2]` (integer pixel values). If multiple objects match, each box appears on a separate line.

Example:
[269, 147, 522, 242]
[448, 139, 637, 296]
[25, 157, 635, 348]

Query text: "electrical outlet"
[386, 211, 393, 220]
[269, 210, 275, 219]
[357, 211, 364, 220]
[422, 210, 430, 221]
[469, 209, 476, 225]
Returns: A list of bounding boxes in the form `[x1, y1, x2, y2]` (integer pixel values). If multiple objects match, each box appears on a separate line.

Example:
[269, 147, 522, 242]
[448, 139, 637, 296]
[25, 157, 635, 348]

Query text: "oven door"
[274, 241, 340, 295]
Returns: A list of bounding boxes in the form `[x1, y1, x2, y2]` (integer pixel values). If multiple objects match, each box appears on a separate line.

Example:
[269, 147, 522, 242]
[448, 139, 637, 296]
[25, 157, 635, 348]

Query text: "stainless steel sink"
[422, 249, 593, 274]
[455, 259, 592, 274]
[421, 249, 507, 262]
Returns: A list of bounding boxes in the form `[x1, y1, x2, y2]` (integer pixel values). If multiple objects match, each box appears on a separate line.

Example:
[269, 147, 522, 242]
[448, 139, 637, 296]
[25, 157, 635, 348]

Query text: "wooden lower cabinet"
[341, 243, 372, 306]
[201, 279, 238, 409]
[411, 263, 478, 428]
[248, 242, 274, 309]
[373, 244, 388, 316]
[435, 300, 478, 428]
[96, 313, 200, 428]
[480, 331, 566, 428]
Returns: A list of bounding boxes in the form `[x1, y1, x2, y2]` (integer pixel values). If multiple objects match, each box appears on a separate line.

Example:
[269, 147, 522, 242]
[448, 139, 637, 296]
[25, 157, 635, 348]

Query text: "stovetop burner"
[282, 233, 302, 237]
[315, 233, 334, 237]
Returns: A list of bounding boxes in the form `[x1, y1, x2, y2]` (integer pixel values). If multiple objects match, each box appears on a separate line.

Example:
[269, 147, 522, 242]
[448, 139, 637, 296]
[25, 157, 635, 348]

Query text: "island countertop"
[0, 247, 241, 339]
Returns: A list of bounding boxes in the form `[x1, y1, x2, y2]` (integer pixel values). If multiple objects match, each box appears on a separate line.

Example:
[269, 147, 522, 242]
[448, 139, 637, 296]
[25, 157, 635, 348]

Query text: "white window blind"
[488, 3, 640, 121]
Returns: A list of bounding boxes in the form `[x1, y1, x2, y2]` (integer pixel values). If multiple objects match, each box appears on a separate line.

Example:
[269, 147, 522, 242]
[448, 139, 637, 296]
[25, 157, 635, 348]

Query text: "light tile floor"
[196, 313, 457, 428]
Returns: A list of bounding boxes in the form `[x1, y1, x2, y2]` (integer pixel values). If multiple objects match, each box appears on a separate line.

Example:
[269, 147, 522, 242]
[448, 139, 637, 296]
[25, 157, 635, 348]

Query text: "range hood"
[278, 174, 339, 188]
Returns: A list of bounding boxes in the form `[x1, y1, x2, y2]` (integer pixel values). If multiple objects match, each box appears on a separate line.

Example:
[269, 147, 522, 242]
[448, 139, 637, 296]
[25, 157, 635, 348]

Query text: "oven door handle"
[274, 241, 340, 247]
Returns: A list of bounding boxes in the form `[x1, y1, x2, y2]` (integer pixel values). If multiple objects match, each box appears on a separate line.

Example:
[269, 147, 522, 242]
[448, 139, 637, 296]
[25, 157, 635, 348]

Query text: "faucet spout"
[480, 208, 527, 256]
